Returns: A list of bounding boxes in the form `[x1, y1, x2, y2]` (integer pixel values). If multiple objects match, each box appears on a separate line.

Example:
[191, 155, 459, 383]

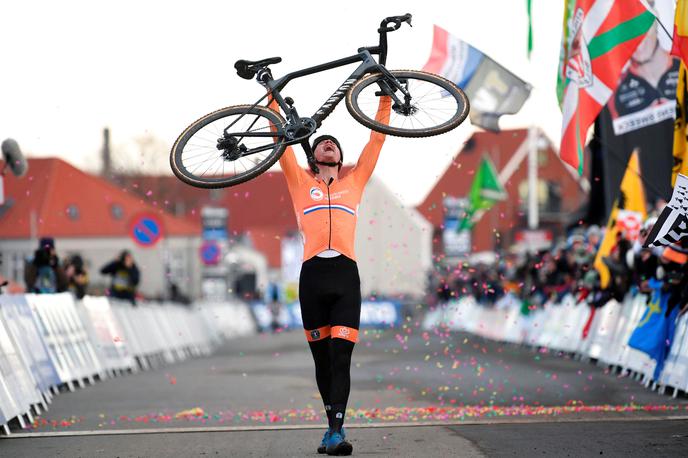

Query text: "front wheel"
[170, 105, 287, 189]
[346, 70, 469, 137]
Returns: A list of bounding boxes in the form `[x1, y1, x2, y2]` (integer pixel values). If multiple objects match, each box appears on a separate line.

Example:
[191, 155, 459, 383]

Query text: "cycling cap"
[312, 135, 343, 169]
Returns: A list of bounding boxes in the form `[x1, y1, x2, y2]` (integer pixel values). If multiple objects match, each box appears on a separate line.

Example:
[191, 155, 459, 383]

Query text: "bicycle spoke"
[175, 107, 287, 183]
[417, 106, 443, 126]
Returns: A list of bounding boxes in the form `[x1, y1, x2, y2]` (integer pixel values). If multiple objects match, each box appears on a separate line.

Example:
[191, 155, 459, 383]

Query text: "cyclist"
[269, 95, 390, 455]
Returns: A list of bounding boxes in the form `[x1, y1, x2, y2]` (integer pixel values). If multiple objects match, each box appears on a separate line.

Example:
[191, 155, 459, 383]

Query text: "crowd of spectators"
[428, 210, 688, 318]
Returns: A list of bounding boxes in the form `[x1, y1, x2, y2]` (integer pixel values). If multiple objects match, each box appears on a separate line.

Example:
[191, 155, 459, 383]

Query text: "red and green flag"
[557, 0, 655, 174]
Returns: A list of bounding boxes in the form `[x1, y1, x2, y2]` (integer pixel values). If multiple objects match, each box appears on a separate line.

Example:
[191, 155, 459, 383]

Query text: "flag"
[674, 64, 688, 186]
[558, 0, 655, 173]
[423, 25, 532, 131]
[628, 278, 677, 380]
[594, 150, 646, 288]
[527, 0, 534, 58]
[644, 173, 688, 247]
[469, 156, 507, 211]
[672, 0, 688, 64]
[462, 156, 507, 229]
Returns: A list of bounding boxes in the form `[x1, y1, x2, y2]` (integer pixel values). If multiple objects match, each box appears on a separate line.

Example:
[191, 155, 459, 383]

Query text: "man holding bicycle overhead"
[269, 95, 390, 456]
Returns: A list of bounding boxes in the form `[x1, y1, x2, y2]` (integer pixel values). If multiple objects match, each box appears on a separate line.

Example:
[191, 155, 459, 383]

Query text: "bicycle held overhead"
[170, 14, 469, 189]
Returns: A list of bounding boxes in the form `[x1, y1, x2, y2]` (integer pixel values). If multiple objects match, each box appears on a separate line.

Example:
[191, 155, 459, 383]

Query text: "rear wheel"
[170, 105, 287, 189]
[346, 70, 469, 137]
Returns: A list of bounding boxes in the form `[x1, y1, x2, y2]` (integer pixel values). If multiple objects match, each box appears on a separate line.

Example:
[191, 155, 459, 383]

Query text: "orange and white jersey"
[276, 97, 391, 262]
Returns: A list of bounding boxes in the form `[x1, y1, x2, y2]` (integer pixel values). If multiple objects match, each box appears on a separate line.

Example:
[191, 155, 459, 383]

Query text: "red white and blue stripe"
[303, 204, 356, 216]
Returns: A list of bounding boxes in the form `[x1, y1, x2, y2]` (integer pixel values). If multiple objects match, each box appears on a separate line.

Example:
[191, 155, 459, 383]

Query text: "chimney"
[102, 127, 111, 177]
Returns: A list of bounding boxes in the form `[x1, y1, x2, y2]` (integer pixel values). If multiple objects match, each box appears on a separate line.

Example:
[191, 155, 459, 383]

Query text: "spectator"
[266, 281, 282, 332]
[24, 237, 68, 293]
[100, 250, 140, 304]
[65, 254, 89, 299]
[169, 282, 191, 305]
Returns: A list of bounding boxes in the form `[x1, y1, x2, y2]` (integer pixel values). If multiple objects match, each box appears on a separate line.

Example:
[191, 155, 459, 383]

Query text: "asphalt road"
[2, 328, 688, 457]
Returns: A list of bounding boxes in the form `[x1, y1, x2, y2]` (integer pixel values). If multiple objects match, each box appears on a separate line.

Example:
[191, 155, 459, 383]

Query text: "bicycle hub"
[217, 136, 246, 161]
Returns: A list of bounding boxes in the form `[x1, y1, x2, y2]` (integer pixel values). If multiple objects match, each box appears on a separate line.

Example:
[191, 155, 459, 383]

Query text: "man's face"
[314, 139, 341, 164]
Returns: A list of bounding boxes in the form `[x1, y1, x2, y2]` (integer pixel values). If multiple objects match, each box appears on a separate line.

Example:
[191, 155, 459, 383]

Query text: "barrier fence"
[423, 293, 688, 397]
[0, 293, 256, 435]
[249, 300, 404, 332]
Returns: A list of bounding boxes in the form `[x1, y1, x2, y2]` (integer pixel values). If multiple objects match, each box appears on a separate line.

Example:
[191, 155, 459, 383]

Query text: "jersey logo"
[337, 327, 350, 337]
[310, 329, 321, 340]
[310, 187, 324, 201]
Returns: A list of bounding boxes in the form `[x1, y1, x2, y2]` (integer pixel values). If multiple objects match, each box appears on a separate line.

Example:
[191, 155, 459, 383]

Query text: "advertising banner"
[595, 0, 679, 212]
[0, 294, 60, 392]
[442, 197, 471, 257]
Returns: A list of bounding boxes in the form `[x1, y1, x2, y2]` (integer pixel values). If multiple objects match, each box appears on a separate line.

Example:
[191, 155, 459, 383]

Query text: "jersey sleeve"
[268, 96, 304, 188]
[352, 96, 391, 186]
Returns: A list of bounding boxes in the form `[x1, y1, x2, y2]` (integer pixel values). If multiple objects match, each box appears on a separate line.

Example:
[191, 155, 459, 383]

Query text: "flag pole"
[528, 126, 539, 229]
[526, 2, 538, 230]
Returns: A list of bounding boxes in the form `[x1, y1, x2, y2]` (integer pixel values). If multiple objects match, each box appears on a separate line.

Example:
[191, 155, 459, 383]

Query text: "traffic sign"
[129, 213, 164, 247]
[200, 241, 222, 266]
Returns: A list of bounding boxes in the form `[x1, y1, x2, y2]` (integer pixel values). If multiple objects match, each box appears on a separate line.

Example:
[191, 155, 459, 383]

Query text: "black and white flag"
[644, 174, 688, 248]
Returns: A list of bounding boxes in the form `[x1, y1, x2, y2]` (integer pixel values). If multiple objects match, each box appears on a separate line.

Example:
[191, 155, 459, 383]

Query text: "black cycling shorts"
[299, 255, 361, 343]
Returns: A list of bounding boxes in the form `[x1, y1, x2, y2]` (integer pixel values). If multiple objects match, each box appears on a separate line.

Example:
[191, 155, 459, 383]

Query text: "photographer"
[65, 254, 89, 299]
[24, 237, 68, 294]
[100, 250, 140, 305]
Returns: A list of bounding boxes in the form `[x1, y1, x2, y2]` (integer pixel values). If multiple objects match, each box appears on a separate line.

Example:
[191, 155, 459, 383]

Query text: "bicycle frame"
[266, 48, 386, 128]
[225, 50, 404, 152]
[223, 14, 413, 163]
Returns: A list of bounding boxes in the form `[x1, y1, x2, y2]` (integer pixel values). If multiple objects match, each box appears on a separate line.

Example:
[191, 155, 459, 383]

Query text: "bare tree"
[111, 132, 170, 176]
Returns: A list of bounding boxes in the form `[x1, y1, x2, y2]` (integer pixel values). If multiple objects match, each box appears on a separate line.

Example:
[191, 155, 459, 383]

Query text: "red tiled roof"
[0, 158, 199, 239]
[416, 129, 586, 252]
[417, 129, 529, 227]
[114, 166, 357, 267]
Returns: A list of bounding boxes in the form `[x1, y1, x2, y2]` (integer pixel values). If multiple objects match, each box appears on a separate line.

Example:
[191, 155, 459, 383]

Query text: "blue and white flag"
[423, 25, 532, 131]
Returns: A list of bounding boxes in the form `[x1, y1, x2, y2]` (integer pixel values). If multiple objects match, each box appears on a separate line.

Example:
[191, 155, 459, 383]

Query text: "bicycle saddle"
[234, 57, 282, 80]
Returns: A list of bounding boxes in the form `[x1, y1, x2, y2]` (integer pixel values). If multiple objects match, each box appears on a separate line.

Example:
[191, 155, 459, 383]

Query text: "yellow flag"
[594, 151, 647, 289]
[673, 63, 688, 186]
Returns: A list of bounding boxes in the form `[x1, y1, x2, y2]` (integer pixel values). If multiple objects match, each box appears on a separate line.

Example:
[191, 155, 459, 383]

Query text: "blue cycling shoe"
[326, 430, 353, 456]
[318, 428, 346, 454]
[317, 429, 331, 454]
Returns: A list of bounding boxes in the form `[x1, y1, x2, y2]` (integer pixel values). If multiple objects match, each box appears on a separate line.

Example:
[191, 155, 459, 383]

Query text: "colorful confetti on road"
[29, 403, 688, 430]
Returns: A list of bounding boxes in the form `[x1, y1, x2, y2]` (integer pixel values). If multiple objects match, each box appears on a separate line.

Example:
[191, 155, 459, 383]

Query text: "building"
[417, 129, 588, 256]
[0, 158, 202, 298]
[114, 167, 433, 298]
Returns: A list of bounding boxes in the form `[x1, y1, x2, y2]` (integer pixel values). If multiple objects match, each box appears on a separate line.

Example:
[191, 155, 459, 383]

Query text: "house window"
[517, 180, 562, 213]
[66, 204, 80, 220]
[110, 203, 124, 220]
[11, 252, 26, 283]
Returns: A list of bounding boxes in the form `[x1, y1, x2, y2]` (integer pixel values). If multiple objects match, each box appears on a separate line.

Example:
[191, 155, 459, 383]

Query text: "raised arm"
[352, 96, 391, 185]
[268, 96, 304, 188]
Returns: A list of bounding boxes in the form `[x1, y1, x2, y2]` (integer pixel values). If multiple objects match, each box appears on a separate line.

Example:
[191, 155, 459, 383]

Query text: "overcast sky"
[1, 0, 568, 205]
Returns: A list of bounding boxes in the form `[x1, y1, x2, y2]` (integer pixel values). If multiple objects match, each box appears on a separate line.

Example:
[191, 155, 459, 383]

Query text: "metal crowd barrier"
[423, 292, 688, 399]
[0, 293, 257, 435]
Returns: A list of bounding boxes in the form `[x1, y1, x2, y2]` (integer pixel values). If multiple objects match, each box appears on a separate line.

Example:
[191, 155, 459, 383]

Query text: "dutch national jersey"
[276, 97, 391, 262]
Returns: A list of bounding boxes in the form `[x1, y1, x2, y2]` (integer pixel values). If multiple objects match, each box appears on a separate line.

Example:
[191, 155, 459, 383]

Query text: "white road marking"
[4, 414, 688, 439]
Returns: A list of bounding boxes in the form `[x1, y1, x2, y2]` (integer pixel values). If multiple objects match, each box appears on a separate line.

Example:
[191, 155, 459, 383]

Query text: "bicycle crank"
[284, 117, 317, 143]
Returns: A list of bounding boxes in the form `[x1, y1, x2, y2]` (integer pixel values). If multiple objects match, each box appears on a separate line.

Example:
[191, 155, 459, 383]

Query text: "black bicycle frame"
[266, 49, 382, 128]
[227, 50, 403, 148]
[224, 16, 413, 159]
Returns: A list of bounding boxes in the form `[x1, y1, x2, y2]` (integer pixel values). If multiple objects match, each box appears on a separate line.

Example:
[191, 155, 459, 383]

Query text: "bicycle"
[170, 13, 469, 189]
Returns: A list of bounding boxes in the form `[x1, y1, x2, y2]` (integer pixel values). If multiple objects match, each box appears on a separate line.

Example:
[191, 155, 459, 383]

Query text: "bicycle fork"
[375, 67, 414, 115]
